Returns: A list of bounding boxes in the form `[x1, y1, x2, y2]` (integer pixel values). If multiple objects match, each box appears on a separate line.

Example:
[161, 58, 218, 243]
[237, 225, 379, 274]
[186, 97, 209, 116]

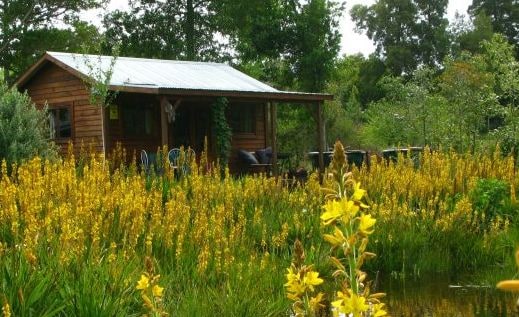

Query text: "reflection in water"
[379, 275, 517, 317]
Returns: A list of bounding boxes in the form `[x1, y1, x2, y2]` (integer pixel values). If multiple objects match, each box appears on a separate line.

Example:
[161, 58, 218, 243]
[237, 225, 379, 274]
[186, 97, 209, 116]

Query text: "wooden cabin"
[15, 52, 332, 173]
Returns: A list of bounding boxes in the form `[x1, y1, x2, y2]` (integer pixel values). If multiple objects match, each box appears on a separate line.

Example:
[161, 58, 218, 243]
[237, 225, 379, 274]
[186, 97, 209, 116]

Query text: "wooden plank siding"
[228, 102, 268, 172]
[105, 93, 162, 158]
[21, 63, 104, 156]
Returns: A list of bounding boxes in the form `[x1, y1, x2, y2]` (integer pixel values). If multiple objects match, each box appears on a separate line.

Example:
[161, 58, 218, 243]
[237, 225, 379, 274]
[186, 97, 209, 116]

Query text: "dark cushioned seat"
[255, 147, 272, 164]
[238, 149, 259, 165]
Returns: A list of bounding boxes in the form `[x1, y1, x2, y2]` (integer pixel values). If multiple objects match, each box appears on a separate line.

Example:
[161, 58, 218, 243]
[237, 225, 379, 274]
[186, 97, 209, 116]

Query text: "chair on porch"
[168, 148, 195, 175]
[140, 149, 149, 172]
[141, 149, 160, 174]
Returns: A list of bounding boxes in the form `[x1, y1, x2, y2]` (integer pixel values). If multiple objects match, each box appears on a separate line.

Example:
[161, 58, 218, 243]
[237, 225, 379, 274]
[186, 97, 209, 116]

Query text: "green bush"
[0, 82, 56, 166]
[470, 178, 516, 229]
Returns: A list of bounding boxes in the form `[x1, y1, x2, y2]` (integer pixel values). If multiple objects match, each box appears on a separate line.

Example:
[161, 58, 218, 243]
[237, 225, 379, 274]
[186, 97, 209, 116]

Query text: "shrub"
[0, 81, 56, 166]
[470, 178, 517, 229]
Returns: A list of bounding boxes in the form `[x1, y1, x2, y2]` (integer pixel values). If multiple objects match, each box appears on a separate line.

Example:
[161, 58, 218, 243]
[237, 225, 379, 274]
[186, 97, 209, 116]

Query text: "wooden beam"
[270, 101, 278, 177]
[159, 96, 169, 148]
[316, 101, 325, 180]
[108, 86, 333, 102]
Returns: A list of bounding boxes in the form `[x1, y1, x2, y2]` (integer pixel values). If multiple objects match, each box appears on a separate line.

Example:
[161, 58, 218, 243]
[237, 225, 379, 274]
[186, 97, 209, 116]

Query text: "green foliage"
[277, 105, 318, 165]
[77, 48, 119, 109]
[362, 68, 449, 148]
[0, 82, 56, 166]
[0, 0, 104, 82]
[288, 0, 343, 92]
[439, 55, 499, 152]
[103, 0, 227, 61]
[469, 0, 519, 57]
[470, 178, 515, 228]
[351, 0, 450, 75]
[451, 12, 494, 56]
[212, 97, 232, 173]
[0, 250, 65, 316]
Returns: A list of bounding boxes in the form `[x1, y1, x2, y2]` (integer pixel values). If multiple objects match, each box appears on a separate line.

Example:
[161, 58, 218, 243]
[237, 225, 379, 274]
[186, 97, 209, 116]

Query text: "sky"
[82, 0, 473, 57]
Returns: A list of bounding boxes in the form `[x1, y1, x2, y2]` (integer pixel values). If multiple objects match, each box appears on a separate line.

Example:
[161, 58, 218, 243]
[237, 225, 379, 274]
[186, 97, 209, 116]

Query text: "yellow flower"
[2, 303, 11, 317]
[332, 290, 368, 317]
[303, 271, 324, 291]
[309, 292, 325, 311]
[136, 274, 149, 290]
[321, 199, 359, 226]
[323, 226, 348, 247]
[152, 285, 164, 297]
[285, 266, 324, 298]
[321, 200, 344, 225]
[284, 267, 305, 296]
[358, 214, 376, 236]
[352, 182, 366, 201]
[497, 280, 519, 291]
[372, 303, 387, 316]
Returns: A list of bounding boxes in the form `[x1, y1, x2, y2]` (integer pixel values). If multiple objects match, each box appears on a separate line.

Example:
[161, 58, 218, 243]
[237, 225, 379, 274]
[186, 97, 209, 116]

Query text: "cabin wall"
[228, 101, 268, 172]
[21, 63, 104, 156]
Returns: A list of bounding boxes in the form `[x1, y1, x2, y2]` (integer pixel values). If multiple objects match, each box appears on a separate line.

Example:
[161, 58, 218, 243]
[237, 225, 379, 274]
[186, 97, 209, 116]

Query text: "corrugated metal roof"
[47, 51, 280, 93]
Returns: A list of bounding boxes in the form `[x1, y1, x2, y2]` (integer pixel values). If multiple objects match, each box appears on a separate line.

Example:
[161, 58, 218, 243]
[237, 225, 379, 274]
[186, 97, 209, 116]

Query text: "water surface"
[380, 275, 517, 316]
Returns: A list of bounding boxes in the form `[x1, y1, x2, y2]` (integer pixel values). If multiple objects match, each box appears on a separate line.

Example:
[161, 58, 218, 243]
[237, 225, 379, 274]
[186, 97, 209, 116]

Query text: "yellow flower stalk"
[321, 141, 387, 316]
[285, 240, 325, 317]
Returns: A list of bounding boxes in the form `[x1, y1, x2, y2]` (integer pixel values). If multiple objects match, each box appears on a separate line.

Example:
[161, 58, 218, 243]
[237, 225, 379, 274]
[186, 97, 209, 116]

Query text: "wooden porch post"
[316, 101, 325, 180]
[159, 96, 169, 148]
[270, 101, 278, 176]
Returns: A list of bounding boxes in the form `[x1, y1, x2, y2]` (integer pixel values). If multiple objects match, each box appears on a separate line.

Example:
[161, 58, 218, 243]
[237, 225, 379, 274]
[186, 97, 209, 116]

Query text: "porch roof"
[16, 52, 332, 102]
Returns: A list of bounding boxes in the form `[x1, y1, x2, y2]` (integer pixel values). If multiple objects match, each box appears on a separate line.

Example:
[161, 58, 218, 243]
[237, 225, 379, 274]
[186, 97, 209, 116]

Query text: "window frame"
[48, 103, 73, 141]
[227, 102, 258, 137]
[120, 103, 160, 140]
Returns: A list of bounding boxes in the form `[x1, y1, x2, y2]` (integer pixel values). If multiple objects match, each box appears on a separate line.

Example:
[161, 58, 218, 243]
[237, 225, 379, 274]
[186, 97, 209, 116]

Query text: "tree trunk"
[185, 0, 195, 60]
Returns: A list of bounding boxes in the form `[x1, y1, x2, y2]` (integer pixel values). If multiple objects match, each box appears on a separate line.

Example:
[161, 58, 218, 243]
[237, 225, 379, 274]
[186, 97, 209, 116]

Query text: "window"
[228, 103, 256, 134]
[122, 104, 158, 138]
[49, 107, 72, 139]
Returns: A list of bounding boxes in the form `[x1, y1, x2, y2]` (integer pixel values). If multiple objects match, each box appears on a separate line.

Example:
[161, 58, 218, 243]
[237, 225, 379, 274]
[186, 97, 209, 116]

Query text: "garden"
[1, 141, 518, 316]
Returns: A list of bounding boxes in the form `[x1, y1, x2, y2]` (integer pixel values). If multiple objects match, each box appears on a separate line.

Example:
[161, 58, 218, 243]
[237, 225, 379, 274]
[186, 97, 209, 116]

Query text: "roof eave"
[109, 85, 333, 102]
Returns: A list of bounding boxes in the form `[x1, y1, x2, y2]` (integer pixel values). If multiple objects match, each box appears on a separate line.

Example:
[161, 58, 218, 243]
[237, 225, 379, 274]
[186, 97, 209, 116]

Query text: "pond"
[380, 275, 517, 316]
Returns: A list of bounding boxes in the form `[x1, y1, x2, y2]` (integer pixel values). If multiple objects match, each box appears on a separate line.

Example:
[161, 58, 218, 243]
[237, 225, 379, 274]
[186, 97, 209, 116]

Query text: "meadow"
[0, 146, 517, 316]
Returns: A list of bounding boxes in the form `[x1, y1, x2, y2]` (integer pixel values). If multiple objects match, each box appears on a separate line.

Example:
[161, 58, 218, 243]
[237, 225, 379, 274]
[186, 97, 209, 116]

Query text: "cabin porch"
[104, 92, 272, 173]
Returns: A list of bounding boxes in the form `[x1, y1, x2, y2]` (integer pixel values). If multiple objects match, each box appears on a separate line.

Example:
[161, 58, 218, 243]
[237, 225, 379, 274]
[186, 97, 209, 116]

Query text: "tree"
[0, 81, 56, 166]
[103, 0, 227, 61]
[362, 69, 450, 148]
[6, 20, 102, 82]
[351, 0, 449, 75]
[469, 0, 519, 56]
[0, 0, 103, 82]
[439, 55, 498, 152]
[216, 0, 297, 63]
[450, 12, 494, 56]
[481, 34, 519, 154]
[288, 0, 343, 92]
